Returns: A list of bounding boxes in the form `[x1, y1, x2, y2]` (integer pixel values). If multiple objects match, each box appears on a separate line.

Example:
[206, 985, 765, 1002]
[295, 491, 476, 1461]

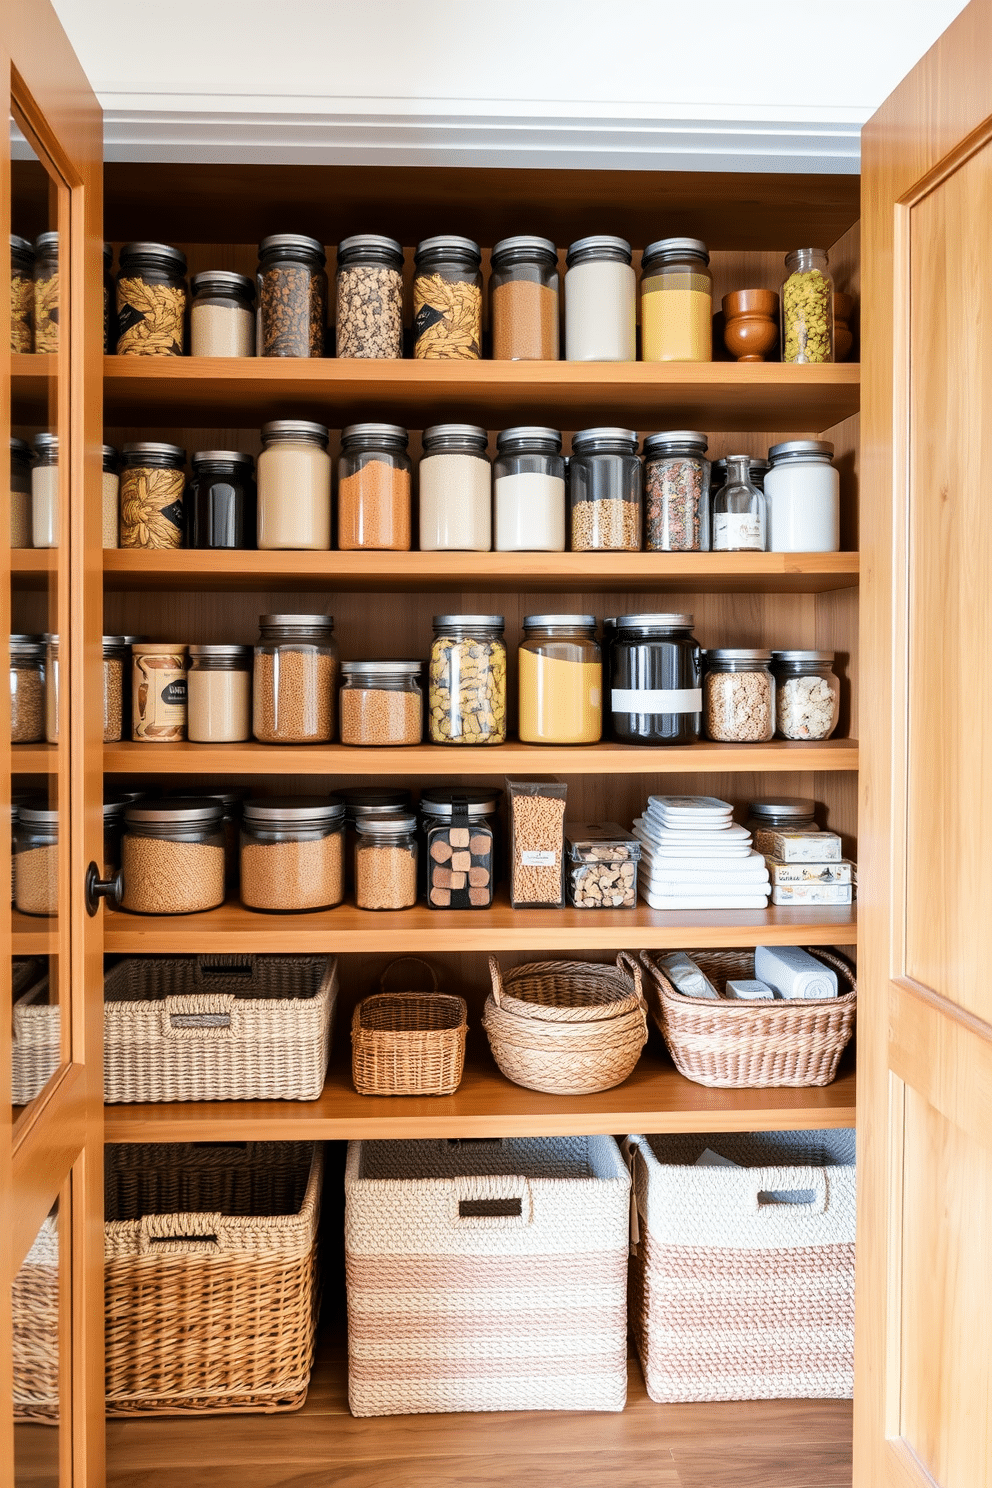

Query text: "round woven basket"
[489, 956, 644, 1023]
[352, 959, 467, 1097]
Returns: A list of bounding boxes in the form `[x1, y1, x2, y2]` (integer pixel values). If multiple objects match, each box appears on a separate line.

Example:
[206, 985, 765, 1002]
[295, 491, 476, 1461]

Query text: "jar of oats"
[703, 649, 775, 743]
[103, 635, 129, 743]
[413, 236, 482, 360]
[241, 795, 345, 913]
[339, 661, 422, 746]
[355, 812, 419, 911]
[336, 235, 404, 359]
[429, 615, 506, 745]
[119, 798, 226, 915]
[14, 803, 59, 917]
[10, 635, 45, 744]
[568, 428, 641, 551]
[253, 614, 338, 744]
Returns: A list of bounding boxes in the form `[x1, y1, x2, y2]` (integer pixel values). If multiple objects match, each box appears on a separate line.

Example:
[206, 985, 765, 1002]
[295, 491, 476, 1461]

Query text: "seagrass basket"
[12, 971, 60, 1106]
[12, 1211, 59, 1423]
[351, 959, 467, 1097]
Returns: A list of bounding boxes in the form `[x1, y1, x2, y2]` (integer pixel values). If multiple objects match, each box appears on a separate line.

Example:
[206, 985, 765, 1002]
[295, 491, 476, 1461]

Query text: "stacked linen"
[633, 796, 770, 910]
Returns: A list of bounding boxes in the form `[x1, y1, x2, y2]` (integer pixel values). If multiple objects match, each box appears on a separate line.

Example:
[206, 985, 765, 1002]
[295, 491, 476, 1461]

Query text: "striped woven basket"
[351, 959, 467, 1097]
[12, 1211, 59, 1423]
[12, 973, 60, 1106]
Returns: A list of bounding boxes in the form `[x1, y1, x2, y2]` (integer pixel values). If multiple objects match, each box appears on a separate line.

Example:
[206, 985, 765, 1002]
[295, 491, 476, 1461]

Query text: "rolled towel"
[754, 944, 838, 1000]
[656, 951, 720, 999]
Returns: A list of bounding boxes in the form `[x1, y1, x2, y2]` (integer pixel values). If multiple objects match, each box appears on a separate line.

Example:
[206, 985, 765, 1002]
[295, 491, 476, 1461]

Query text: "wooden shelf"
[11, 549, 57, 589]
[10, 915, 58, 955]
[11, 351, 56, 423]
[11, 744, 54, 773]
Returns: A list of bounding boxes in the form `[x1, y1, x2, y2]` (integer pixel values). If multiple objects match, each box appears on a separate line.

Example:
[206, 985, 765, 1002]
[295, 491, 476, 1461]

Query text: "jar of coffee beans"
[241, 796, 345, 913]
[419, 787, 500, 910]
[336, 235, 404, 358]
[257, 234, 327, 358]
[119, 798, 226, 916]
[355, 812, 419, 910]
[428, 615, 506, 745]
[253, 613, 338, 744]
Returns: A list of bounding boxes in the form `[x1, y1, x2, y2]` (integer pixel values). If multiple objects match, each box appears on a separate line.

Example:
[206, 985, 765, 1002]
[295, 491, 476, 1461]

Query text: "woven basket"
[639, 946, 856, 1088]
[483, 954, 648, 1095]
[352, 959, 467, 1097]
[12, 1212, 59, 1423]
[12, 974, 60, 1106]
[104, 955, 337, 1102]
[105, 1140, 322, 1416]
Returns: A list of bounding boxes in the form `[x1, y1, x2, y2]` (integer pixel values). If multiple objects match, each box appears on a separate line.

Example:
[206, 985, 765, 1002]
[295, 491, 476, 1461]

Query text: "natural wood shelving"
[11, 744, 54, 772]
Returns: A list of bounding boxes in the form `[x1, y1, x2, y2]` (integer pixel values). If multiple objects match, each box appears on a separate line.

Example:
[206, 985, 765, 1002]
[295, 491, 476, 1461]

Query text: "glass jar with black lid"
[240, 795, 345, 913]
[338, 423, 412, 551]
[190, 270, 256, 357]
[643, 430, 710, 552]
[419, 787, 502, 909]
[490, 236, 560, 361]
[119, 797, 226, 915]
[257, 234, 327, 358]
[568, 428, 641, 551]
[14, 803, 59, 917]
[336, 235, 404, 359]
[10, 437, 32, 548]
[493, 427, 566, 552]
[610, 613, 701, 745]
[187, 450, 256, 549]
[413, 236, 482, 360]
[745, 796, 818, 855]
[10, 635, 45, 744]
[116, 242, 188, 356]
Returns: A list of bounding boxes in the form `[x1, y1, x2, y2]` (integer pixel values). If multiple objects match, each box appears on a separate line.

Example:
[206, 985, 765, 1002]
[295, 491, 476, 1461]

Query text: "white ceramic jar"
[257, 420, 331, 550]
[764, 439, 840, 552]
[564, 237, 636, 362]
[418, 424, 491, 551]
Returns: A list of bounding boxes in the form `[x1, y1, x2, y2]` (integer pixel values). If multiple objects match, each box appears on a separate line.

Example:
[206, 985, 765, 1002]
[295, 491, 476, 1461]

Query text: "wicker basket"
[12, 973, 60, 1106]
[12, 1211, 59, 1423]
[483, 954, 648, 1095]
[639, 946, 856, 1088]
[351, 959, 467, 1097]
[103, 954, 337, 1102]
[105, 1140, 322, 1416]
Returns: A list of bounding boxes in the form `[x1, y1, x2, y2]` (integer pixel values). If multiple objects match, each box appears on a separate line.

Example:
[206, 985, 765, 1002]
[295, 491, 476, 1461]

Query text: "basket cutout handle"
[195, 956, 256, 983]
[615, 950, 645, 1005]
[450, 1174, 534, 1228]
[459, 1198, 521, 1219]
[752, 1168, 829, 1216]
[162, 993, 237, 1040]
[446, 1137, 503, 1150]
[138, 1209, 226, 1255]
[379, 957, 439, 996]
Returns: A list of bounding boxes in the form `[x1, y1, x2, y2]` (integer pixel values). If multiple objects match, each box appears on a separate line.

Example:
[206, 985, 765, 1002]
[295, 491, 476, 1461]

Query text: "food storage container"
[507, 777, 568, 908]
[640, 238, 712, 362]
[257, 420, 331, 550]
[564, 236, 635, 361]
[102, 445, 120, 549]
[610, 613, 701, 745]
[131, 642, 188, 742]
[241, 796, 345, 912]
[119, 442, 186, 550]
[103, 635, 129, 743]
[712, 456, 769, 495]
[10, 437, 33, 548]
[338, 423, 411, 551]
[102, 797, 129, 879]
[765, 440, 840, 552]
[119, 798, 226, 915]
[43, 634, 60, 744]
[771, 651, 840, 740]
[568, 428, 641, 550]
[10, 636, 45, 744]
[565, 823, 641, 908]
[10, 235, 33, 351]
[197, 788, 247, 889]
[14, 804, 59, 917]
[518, 614, 602, 744]
[339, 786, 414, 892]
[712, 454, 766, 552]
[340, 661, 422, 746]
[187, 644, 253, 743]
[116, 242, 188, 356]
[703, 649, 775, 743]
[31, 433, 59, 549]
[355, 813, 418, 910]
[643, 431, 710, 551]
[493, 427, 566, 551]
[413, 236, 482, 359]
[257, 234, 327, 357]
[419, 787, 500, 909]
[189, 270, 256, 357]
[745, 797, 818, 855]
[335, 235, 404, 359]
[419, 424, 491, 551]
[428, 614, 506, 745]
[490, 236, 560, 360]
[187, 450, 256, 549]
[253, 614, 338, 744]
[33, 231, 59, 353]
[781, 248, 834, 363]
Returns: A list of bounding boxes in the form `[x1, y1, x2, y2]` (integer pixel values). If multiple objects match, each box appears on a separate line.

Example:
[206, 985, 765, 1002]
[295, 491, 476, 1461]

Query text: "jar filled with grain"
[103, 635, 129, 743]
[33, 232, 60, 354]
[257, 234, 327, 358]
[119, 442, 186, 551]
[703, 649, 775, 743]
[568, 428, 641, 551]
[31, 433, 59, 549]
[429, 614, 506, 746]
[198, 788, 247, 889]
[339, 661, 422, 746]
[413, 236, 482, 360]
[102, 445, 120, 549]
[337, 423, 411, 551]
[14, 803, 59, 917]
[712, 454, 766, 552]
[44, 634, 60, 744]
[10, 636, 45, 744]
[187, 644, 253, 742]
[116, 242, 188, 356]
[640, 238, 712, 362]
[187, 449, 256, 550]
[132, 641, 188, 742]
[771, 650, 840, 740]
[241, 796, 345, 913]
[643, 431, 710, 552]
[419, 787, 501, 909]
[493, 426, 566, 552]
[338, 786, 413, 892]
[10, 235, 34, 352]
[104, 242, 115, 351]
[419, 424, 491, 551]
[119, 798, 226, 915]
[564, 236, 635, 362]
[335, 235, 404, 359]
[518, 615, 602, 744]
[610, 613, 701, 746]
[490, 236, 560, 361]
[781, 248, 834, 363]
[253, 613, 338, 744]
[10, 437, 33, 549]
[355, 812, 418, 910]
[190, 270, 256, 357]
[257, 420, 331, 550]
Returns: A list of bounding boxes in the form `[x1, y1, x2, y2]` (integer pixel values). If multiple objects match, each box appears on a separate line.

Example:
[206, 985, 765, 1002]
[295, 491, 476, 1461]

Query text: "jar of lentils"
[10, 636, 45, 744]
[10, 235, 34, 351]
[610, 613, 701, 745]
[413, 236, 482, 360]
[490, 236, 560, 360]
[335, 235, 404, 358]
[10, 437, 33, 549]
[257, 234, 327, 358]
[568, 428, 641, 550]
[338, 423, 412, 551]
[189, 270, 256, 357]
[643, 431, 710, 551]
[199, 788, 247, 889]
[419, 425, 491, 551]
[703, 649, 775, 743]
[103, 635, 129, 743]
[355, 813, 419, 910]
[116, 242, 188, 356]
[771, 650, 840, 740]
[119, 798, 226, 915]
[187, 450, 256, 550]
[119, 442, 186, 550]
[429, 615, 506, 745]
[340, 661, 422, 746]
[253, 614, 338, 744]
[493, 426, 566, 552]
[240, 796, 345, 913]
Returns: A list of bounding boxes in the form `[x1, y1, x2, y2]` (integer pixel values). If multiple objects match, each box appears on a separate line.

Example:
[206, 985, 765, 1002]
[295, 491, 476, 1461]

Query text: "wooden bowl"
[834, 291, 855, 361]
[722, 289, 780, 362]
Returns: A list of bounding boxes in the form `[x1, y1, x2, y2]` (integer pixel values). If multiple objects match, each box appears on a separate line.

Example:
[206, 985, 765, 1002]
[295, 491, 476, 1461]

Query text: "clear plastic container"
[257, 420, 331, 550]
[10, 635, 45, 744]
[518, 614, 602, 744]
[339, 661, 422, 746]
[712, 454, 766, 552]
[420, 787, 500, 909]
[781, 248, 834, 364]
[33, 231, 60, 354]
[10, 437, 33, 549]
[413, 236, 482, 360]
[610, 613, 701, 746]
[119, 797, 225, 915]
[116, 242, 188, 356]
[564, 236, 635, 361]
[640, 237, 712, 362]
[355, 813, 419, 910]
[493, 427, 566, 551]
[103, 635, 129, 743]
[490, 236, 559, 361]
[507, 777, 568, 909]
[419, 425, 491, 551]
[14, 804, 58, 917]
[187, 450, 256, 550]
[190, 270, 256, 357]
[771, 650, 840, 740]
[703, 649, 775, 743]
[240, 796, 345, 912]
[568, 428, 641, 551]
[643, 431, 710, 552]
[336, 235, 404, 359]
[253, 614, 338, 744]
[565, 822, 641, 908]
[119, 442, 186, 550]
[257, 234, 327, 358]
[338, 423, 411, 551]
[187, 644, 253, 743]
[10, 235, 34, 352]
[429, 615, 506, 745]
[765, 440, 840, 552]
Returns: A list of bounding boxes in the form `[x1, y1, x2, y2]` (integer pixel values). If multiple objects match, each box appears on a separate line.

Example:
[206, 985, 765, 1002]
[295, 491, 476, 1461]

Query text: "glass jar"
[10, 437, 33, 549]
[119, 442, 186, 550]
[120, 798, 226, 915]
[781, 248, 834, 363]
[187, 449, 256, 550]
[493, 426, 566, 551]
[703, 649, 775, 743]
[568, 428, 641, 550]
[643, 430, 710, 552]
[241, 796, 345, 913]
[338, 423, 411, 551]
[338, 786, 413, 892]
[490, 236, 559, 361]
[10, 235, 34, 352]
[257, 234, 327, 358]
[104, 242, 115, 353]
[355, 813, 419, 910]
[102, 445, 120, 549]
[257, 420, 331, 550]
[711, 456, 769, 497]
[336, 235, 404, 359]
[10, 636, 45, 744]
[33, 232, 59, 354]
[564, 236, 635, 362]
[641, 237, 712, 362]
[419, 425, 491, 551]
[746, 797, 818, 855]
[339, 661, 422, 746]
[419, 787, 501, 909]
[187, 644, 253, 742]
[413, 236, 482, 360]
[132, 642, 188, 742]
[103, 797, 130, 879]
[197, 788, 247, 889]
[116, 242, 188, 356]
[712, 454, 766, 552]
[253, 614, 338, 744]
[429, 614, 506, 745]
[765, 439, 840, 552]
[519, 614, 602, 744]
[31, 433, 59, 549]
[121, 634, 147, 739]
[103, 635, 129, 743]
[190, 270, 256, 357]
[43, 634, 60, 744]
[771, 650, 840, 740]
[610, 613, 701, 745]
[14, 804, 58, 917]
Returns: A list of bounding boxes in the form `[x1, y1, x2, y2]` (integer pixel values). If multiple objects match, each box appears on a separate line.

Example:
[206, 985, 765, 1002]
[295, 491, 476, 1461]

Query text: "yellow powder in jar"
[641, 283, 711, 362]
[518, 649, 602, 744]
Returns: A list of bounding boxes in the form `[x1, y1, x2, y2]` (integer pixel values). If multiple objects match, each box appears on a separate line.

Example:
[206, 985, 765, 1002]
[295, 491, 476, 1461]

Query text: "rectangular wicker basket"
[351, 959, 467, 1096]
[12, 1211, 59, 1423]
[12, 970, 60, 1106]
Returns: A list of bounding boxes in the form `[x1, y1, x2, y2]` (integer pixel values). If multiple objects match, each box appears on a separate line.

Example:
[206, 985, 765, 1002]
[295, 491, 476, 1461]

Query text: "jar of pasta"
[33, 232, 59, 353]
[119, 442, 186, 550]
[428, 615, 506, 745]
[490, 236, 559, 360]
[413, 237, 482, 360]
[10, 235, 34, 351]
[257, 234, 327, 358]
[116, 242, 188, 356]
[518, 615, 602, 744]
[640, 238, 713, 362]
[336, 235, 404, 358]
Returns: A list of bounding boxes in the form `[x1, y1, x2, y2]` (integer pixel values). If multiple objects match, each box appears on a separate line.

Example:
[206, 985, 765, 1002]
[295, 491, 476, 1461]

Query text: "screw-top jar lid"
[616, 612, 694, 630]
[121, 635, 148, 645]
[10, 233, 33, 259]
[523, 613, 597, 630]
[748, 796, 816, 818]
[102, 445, 119, 471]
[705, 648, 773, 662]
[10, 436, 31, 459]
[496, 426, 562, 454]
[258, 612, 334, 631]
[33, 433, 58, 458]
[491, 235, 558, 269]
[103, 796, 131, 821]
[341, 660, 421, 676]
[571, 427, 638, 455]
[124, 797, 223, 825]
[770, 649, 835, 662]
[188, 643, 253, 659]
[566, 235, 631, 267]
[356, 812, 417, 835]
[432, 614, 504, 632]
[18, 803, 59, 826]
[190, 270, 256, 300]
[121, 441, 185, 466]
[196, 788, 248, 811]
[119, 242, 188, 273]
[34, 230, 59, 254]
[422, 424, 489, 454]
[243, 795, 345, 826]
[260, 419, 329, 448]
[338, 786, 413, 818]
[642, 237, 710, 270]
[419, 787, 502, 818]
[643, 430, 709, 458]
[767, 439, 835, 464]
[191, 449, 254, 469]
[102, 633, 128, 649]
[258, 233, 326, 265]
[712, 456, 770, 477]
[337, 234, 403, 269]
[341, 423, 408, 451]
[10, 634, 43, 657]
[785, 247, 829, 269]
[414, 235, 481, 266]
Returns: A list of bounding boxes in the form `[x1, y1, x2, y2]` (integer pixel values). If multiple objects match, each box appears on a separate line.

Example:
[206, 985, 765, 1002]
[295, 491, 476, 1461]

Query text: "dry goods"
[253, 649, 337, 743]
[518, 650, 601, 744]
[102, 468, 119, 548]
[10, 665, 44, 743]
[570, 498, 640, 551]
[419, 451, 491, 551]
[116, 278, 185, 356]
[413, 274, 482, 359]
[429, 632, 506, 744]
[704, 671, 773, 742]
[132, 645, 188, 742]
[783, 268, 831, 363]
[241, 834, 344, 912]
[260, 264, 324, 357]
[11, 488, 31, 548]
[510, 790, 567, 906]
[188, 665, 252, 743]
[569, 850, 637, 908]
[120, 465, 184, 550]
[10, 258, 32, 352]
[34, 269, 59, 354]
[341, 687, 421, 746]
[120, 836, 225, 914]
[776, 676, 838, 739]
[191, 301, 254, 356]
[15, 843, 58, 916]
[646, 459, 705, 551]
[356, 844, 417, 910]
[428, 827, 494, 908]
[103, 656, 125, 743]
[336, 265, 403, 358]
[337, 462, 411, 550]
[492, 280, 558, 360]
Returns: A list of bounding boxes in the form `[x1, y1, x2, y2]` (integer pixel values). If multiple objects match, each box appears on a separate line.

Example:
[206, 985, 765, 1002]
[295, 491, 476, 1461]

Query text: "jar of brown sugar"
[337, 423, 412, 551]
[490, 236, 560, 360]
[253, 614, 338, 743]
[103, 635, 128, 743]
[355, 812, 418, 910]
[187, 644, 252, 742]
[241, 795, 345, 913]
[335, 235, 404, 359]
[119, 797, 226, 915]
[257, 234, 326, 358]
[14, 803, 59, 917]
[340, 661, 422, 746]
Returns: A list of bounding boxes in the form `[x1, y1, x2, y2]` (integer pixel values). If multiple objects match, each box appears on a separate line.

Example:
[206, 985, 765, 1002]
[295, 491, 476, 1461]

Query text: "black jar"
[187, 449, 256, 549]
[116, 242, 188, 357]
[610, 612, 701, 745]
[257, 234, 327, 358]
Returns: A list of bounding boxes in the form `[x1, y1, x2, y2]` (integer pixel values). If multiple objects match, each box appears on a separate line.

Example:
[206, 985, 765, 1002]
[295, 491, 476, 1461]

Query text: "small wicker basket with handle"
[351, 958, 467, 1097]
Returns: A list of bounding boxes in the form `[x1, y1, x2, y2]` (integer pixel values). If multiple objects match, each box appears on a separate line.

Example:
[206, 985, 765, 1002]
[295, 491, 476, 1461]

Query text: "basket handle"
[195, 956, 256, 984]
[751, 1168, 830, 1216]
[488, 956, 505, 1009]
[615, 950, 645, 1005]
[138, 1210, 227, 1255]
[162, 993, 237, 1039]
[379, 958, 439, 996]
[450, 1174, 534, 1228]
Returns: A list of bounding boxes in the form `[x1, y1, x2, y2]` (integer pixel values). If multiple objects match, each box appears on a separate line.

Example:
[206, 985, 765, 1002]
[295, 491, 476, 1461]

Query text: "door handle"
[85, 861, 121, 917]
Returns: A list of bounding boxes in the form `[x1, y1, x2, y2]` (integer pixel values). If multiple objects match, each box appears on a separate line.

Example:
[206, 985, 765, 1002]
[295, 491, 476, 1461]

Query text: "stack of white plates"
[633, 796, 771, 910]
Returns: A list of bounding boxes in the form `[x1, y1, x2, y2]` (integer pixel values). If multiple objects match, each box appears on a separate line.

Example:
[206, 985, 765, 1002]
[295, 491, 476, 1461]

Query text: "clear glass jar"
[490, 236, 559, 361]
[340, 661, 422, 746]
[103, 797, 129, 879]
[712, 454, 766, 552]
[338, 423, 411, 551]
[120, 798, 226, 915]
[703, 649, 775, 743]
[31, 433, 59, 549]
[518, 614, 602, 744]
[14, 804, 58, 917]
[746, 797, 818, 855]
[643, 430, 710, 552]
[132, 642, 188, 742]
[119, 442, 186, 550]
[257, 234, 327, 358]
[198, 788, 247, 889]
[241, 796, 345, 913]
[339, 786, 413, 893]
[610, 613, 701, 746]
[413, 236, 482, 360]
[103, 635, 129, 743]
[253, 613, 338, 744]
[419, 787, 501, 909]
[419, 425, 491, 551]
[781, 248, 834, 363]
[102, 444, 120, 549]
[116, 242, 188, 356]
[257, 420, 331, 550]
[429, 614, 506, 745]
[33, 231, 59, 354]
[771, 650, 840, 740]
[765, 439, 840, 552]
[187, 450, 256, 549]
[336, 235, 404, 359]
[187, 644, 253, 743]
[104, 242, 115, 353]
[44, 634, 60, 744]
[190, 270, 256, 357]
[10, 437, 33, 549]
[10, 235, 34, 352]
[564, 236, 635, 361]
[355, 813, 419, 910]
[568, 428, 641, 550]
[493, 426, 566, 551]
[641, 237, 712, 362]
[711, 456, 769, 497]
[10, 636, 45, 744]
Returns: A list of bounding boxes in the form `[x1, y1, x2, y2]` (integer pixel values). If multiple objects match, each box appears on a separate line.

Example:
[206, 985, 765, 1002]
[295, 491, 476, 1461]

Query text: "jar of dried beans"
[102, 444, 120, 549]
[14, 803, 59, 917]
[33, 232, 60, 354]
[429, 614, 506, 746]
[10, 235, 34, 352]
[335, 235, 404, 359]
[419, 424, 491, 551]
[610, 613, 701, 746]
[10, 437, 32, 549]
[355, 812, 419, 911]
[493, 426, 566, 552]
[420, 787, 500, 910]
[258, 234, 327, 358]
[564, 236, 635, 362]
[643, 430, 710, 552]
[190, 270, 256, 357]
[518, 615, 602, 744]
[187, 644, 253, 743]
[257, 420, 331, 550]
[640, 238, 712, 362]
[771, 650, 840, 740]
[339, 661, 422, 746]
[703, 649, 775, 743]
[103, 635, 128, 743]
[490, 236, 560, 361]
[338, 423, 411, 551]
[187, 449, 256, 550]
[119, 442, 186, 550]
[781, 248, 834, 363]
[240, 796, 345, 913]
[119, 798, 226, 916]
[131, 642, 188, 742]
[568, 428, 641, 551]
[413, 236, 482, 360]
[31, 433, 59, 549]
[10, 636, 45, 744]
[253, 613, 338, 744]
[116, 242, 188, 356]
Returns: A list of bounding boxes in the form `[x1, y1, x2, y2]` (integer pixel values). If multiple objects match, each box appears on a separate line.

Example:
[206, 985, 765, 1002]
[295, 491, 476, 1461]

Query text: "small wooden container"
[722, 289, 780, 362]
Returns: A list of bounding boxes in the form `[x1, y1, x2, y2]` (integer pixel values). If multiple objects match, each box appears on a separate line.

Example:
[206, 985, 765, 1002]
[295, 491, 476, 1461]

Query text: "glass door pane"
[12, 1197, 63, 1487]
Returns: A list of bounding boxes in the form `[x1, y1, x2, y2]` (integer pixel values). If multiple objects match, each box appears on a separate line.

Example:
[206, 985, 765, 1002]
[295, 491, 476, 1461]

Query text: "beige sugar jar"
[187, 644, 252, 743]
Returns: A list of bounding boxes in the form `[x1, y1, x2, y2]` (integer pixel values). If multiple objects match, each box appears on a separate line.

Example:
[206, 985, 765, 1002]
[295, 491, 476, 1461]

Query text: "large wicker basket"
[352, 959, 467, 1097]
[12, 971, 60, 1106]
[12, 1211, 59, 1423]
[639, 946, 856, 1088]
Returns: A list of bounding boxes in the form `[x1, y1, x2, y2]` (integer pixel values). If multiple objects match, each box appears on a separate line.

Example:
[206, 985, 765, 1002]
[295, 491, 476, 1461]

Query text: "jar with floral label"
[712, 454, 766, 552]
[116, 242, 188, 356]
[413, 237, 482, 360]
[119, 443, 186, 550]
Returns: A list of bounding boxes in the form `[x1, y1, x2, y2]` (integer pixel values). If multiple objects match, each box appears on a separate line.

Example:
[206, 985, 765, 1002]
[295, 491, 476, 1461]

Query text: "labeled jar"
[712, 456, 769, 496]
[198, 788, 247, 889]
[413, 236, 482, 360]
[44, 634, 60, 744]
[610, 613, 701, 745]
[491, 236, 559, 360]
[643, 430, 710, 551]
[10, 437, 33, 548]
[187, 449, 256, 549]
[104, 242, 115, 352]
[641, 238, 712, 362]
[10, 636, 45, 744]
[257, 234, 327, 358]
[241, 796, 345, 913]
[120, 798, 225, 915]
[781, 248, 833, 363]
[519, 614, 602, 744]
[132, 642, 188, 742]
[15, 804, 58, 917]
[119, 442, 186, 550]
[336, 235, 404, 359]
[712, 454, 766, 552]
[564, 236, 635, 361]
[253, 614, 338, 744]
[116, 242, 188, 356]
[33, 232, 59, 354]
[355, 813, 418, 910]
[429, 615, 506, 746]
[257, 420, 331, 550]
[493, 426, 566, 551]
[703, 649, 775, 743]
[765, 439, 840, 552]
[338, 423, 411, 551]
[419, 425, 491, 551]
[190, 270, 256, 357]
[771, 650, 840, 740]
[339, 786, 413, 892]
[103, 635, 129, 743]
[420, 787, 500, 909]
[187, 644, 252, 742]
[568, 428, 641, 550]
[102, 445, 120, 549]
[31, 433, 59, 549]
[10, 235, 34, 352]
[340, 661, 422, 746]
[746, 797, 818, 855]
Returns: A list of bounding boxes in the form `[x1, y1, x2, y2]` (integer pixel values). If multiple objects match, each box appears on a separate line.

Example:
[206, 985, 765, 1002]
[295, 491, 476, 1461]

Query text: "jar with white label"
[10, 438, 32, 549]
[564, 237, 636, 361]
[31, 433, 59, 549]
[493, 427, 565, 551]
[764, 439, 840, 551]
[712, 454, 766, 552]
[102, 445, 120, 548]
[131, 642, 188, 742]
[609, 613, 701, 745]
[190, 270, 256, 357]
[419, 425, 491, 551]
[745, 797, 818, 855]
[257, 420, 331, 550]
[187, 644, 253, 742]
